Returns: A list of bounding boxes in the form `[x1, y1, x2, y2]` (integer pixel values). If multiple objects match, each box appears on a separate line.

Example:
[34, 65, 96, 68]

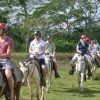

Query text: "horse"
[45, 54, 53, 92]
[89, 50, 99, 67]
[89, 52, 97, 76]
[0, 63, 23, 100]
[76, 54, 85, 91]
[19, 58, 45, 100]
[97, 49, 100, 65]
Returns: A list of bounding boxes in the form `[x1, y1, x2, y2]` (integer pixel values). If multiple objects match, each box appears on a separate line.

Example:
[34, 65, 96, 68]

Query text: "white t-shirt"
[94, 44, 100, 51]
[88, 44, 99, 54]
[30, 39, 45, 59]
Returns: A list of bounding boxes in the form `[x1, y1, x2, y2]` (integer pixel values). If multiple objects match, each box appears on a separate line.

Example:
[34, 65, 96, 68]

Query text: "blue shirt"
[77, 41, 89, 55]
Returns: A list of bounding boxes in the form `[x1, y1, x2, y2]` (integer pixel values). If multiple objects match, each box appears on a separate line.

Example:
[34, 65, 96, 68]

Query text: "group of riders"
[69, 34, 100, 78]
[0, 22, 100, 100]
[0, 23, 60, 100]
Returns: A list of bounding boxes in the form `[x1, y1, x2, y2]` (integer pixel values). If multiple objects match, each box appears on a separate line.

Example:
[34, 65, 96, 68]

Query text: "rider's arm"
[0, 46, 12, 58]
[76, 45, 82, 54]
[29, 44, 37, 55]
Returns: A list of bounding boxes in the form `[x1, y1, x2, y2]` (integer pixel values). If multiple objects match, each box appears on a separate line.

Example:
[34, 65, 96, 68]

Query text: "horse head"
[19, 62, 29, 83]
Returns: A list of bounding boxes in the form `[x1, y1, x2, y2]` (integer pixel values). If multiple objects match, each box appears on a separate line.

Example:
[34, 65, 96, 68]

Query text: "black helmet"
[34, 31, 41, 36]
[47, 34, 52, 39]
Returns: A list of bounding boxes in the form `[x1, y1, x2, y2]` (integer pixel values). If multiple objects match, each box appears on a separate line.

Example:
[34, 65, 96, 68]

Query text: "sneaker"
[55, 72, 60, 78]
[69, 69, 74, 75]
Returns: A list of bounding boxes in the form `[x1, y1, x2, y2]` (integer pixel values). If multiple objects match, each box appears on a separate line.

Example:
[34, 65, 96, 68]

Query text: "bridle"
[22, 59, 38, 80]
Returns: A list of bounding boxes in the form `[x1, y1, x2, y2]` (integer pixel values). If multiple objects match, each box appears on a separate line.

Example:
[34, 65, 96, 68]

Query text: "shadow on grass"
[49, 87, 100, 97]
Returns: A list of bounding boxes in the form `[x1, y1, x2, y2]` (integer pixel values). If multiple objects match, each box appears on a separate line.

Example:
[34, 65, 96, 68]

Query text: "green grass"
[1, 53, 100, 100]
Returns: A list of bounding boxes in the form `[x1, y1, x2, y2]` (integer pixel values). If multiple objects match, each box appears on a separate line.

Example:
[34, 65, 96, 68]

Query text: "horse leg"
[5, 88, 10, 100]
[0, 81, 6, 96]
[40, 86, 45, 100]
[78, 72, 81, 90]
[80, 73, 84, 92]
[48, 67, 52, 89]
[87, 65, 92, 79]
[36, 80, 45, 100]
[91, 64, 96, 79]
[84, 68, 86, 81]
[27, 80, 33, 100]
[45, 69, 51, 92]
[15, 81, 22, 100]
[78, 72, 83, 92]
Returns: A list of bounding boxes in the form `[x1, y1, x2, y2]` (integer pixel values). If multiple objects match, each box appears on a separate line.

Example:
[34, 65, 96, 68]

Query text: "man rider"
[69, 34, 93, 76]
[29, 31, 46, 86]
[45, 34, 60, 78]
[0, 23, 14, 100]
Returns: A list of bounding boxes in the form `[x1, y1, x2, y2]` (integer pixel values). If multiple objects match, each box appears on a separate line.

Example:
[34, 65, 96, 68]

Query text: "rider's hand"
[34, 52, 39, 57]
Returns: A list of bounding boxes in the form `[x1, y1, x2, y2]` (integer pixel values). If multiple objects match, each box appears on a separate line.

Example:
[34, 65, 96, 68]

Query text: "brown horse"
[0, 65, 23, 100]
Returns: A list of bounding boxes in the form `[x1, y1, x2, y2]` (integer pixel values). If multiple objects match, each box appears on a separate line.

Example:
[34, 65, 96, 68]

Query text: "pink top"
[0, 36, 13, 54]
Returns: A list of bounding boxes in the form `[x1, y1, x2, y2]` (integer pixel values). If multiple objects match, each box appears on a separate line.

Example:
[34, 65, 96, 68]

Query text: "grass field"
[1, 53, 100, 100]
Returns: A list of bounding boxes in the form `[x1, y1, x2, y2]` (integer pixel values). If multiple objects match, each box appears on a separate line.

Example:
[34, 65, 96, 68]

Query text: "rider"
[69, 34, 93, 75]
[0, 23, 14, 100]
[45, 34, 60, 78]
[29, 31, 46, 86]
[88, 39, 100, 67]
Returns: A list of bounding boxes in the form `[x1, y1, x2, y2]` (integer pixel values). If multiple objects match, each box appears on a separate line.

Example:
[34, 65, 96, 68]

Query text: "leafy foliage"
[0, 0, 100, 52]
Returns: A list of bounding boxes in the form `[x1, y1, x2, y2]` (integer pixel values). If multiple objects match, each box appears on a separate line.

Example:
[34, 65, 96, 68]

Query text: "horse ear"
[19, 62, 24, 67]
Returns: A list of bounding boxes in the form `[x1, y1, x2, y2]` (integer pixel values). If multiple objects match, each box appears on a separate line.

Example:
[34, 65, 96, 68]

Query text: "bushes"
[53, 33, 76, 53]
[54, 39, 75, 53]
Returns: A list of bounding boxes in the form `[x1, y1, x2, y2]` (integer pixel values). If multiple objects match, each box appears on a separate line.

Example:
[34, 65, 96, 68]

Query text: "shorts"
[0, 59, 12, 69]
[38, 58, 45, 66]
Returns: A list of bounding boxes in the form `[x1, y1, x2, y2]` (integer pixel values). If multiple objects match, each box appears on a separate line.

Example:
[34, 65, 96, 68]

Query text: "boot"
[55, 71, 60, 78]
[40, 78, 46, 86]
[69, 66, 75, 75]
[84, 74, 86, 81]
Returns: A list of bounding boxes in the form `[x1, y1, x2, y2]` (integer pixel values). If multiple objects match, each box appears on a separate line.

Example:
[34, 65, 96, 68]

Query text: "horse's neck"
[28, 62, 40, 76]
[34, 60, 40, 71]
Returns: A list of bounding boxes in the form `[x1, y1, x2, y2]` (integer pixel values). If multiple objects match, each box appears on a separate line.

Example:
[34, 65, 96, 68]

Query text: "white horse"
[89, 51, 97, 74]
[19, 59, 45, 100]
[76, 54, 85, 91]
[45, 54, 53, 92]
[97, 49, 100, 64]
